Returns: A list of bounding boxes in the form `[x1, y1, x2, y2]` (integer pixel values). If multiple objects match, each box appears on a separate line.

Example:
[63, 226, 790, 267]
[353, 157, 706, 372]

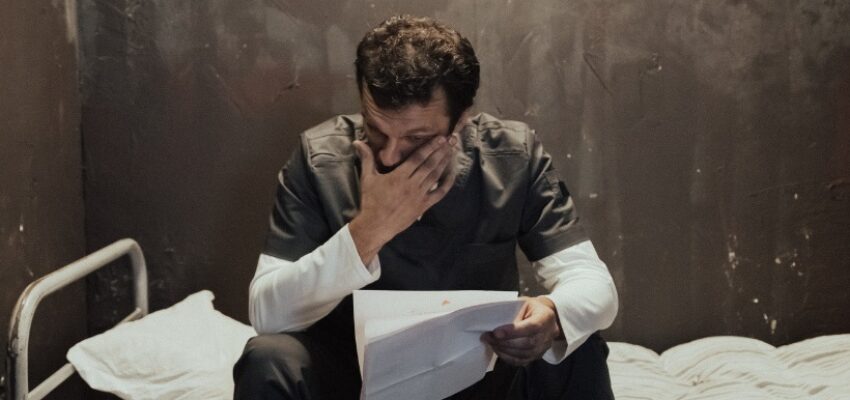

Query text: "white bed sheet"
[608, 335, 850, 400]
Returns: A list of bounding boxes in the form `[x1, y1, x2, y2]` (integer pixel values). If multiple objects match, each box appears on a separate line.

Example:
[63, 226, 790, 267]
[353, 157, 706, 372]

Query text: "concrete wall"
[0, 0, 87, 397]
[79, 0, 850, 352]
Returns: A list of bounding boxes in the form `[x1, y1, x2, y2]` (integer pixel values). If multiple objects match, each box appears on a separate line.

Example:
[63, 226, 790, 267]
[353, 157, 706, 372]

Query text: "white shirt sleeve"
[249, 224, 381, 334]
[536, 240, 619, 364]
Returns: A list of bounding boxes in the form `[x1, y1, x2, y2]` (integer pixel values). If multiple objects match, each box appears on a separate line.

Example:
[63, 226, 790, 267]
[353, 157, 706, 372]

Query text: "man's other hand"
[482, 296, 564, 366]
[349, 134, 457, 264]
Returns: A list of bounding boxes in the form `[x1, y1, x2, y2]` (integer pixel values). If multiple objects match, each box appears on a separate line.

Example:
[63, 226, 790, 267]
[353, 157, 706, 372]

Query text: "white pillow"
[67, 291, 256, 400]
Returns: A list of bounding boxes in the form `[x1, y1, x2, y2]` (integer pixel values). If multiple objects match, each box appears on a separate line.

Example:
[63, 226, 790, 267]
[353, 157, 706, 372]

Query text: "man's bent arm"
[536, 240, 619, 363]
[249, 224, 381, 334]
[252, 130, 457, 334]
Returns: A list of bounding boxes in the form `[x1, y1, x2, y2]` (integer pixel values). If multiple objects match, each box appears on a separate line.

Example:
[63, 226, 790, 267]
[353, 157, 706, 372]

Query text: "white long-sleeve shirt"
[249, 224, 618, 364]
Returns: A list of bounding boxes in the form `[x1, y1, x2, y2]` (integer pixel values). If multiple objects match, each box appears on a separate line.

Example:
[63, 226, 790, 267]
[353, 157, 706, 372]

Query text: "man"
[234, 15, 618, 400]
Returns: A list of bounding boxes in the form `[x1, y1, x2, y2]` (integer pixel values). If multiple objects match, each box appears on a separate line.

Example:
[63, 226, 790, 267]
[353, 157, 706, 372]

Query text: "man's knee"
[233, 333, 313, 400]
[238, 333, 312, 372]
[522, 333, 613, 400]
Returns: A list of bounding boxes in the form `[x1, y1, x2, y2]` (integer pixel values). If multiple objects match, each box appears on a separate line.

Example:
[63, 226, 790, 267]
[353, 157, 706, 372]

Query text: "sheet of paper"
[353, 290, 520, 400]
[353, 290, 519, 374]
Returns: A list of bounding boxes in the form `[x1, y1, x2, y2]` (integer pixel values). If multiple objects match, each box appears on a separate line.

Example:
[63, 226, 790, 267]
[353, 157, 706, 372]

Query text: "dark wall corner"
[1, 0, 87, 398]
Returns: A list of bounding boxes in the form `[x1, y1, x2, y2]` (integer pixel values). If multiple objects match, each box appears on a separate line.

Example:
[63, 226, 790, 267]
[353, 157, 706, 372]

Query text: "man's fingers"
[481, 331, 536, 350]
[425, 160, 457, 205]
[489, 323, 545, 351]
[483, 332, 540, 367]
[493, 349, 533, 367]
[428, 171, 457, 207]
[482, 294, 559, 368]
[396, 135, 446, 177]
[419, 147, 452, 189]
[493, 317, 544, 341]
[492, 333, 544, 351]
[353, 140, 376, 176]
[493, 342, 537, 358]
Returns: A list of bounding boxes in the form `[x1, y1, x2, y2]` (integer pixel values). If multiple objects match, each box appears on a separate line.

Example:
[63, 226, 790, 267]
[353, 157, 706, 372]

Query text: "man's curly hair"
[355, 15, 480, 130]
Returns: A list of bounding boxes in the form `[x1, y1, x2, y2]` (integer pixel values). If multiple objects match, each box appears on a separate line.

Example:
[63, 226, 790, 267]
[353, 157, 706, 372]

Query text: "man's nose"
[378, 138, 403, 168]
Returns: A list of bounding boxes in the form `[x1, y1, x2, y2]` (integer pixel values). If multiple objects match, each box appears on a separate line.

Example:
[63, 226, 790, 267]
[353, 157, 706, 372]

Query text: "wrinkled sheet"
[608, 335, 850, 400]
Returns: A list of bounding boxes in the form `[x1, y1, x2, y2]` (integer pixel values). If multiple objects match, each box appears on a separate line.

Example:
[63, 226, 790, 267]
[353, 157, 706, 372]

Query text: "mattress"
[608, 335, 850, 400]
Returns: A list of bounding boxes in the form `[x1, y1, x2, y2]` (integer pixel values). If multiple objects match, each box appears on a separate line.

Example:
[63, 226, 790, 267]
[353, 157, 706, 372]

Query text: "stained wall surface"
[80, 0, 850, 351]
[0, 0, 87, 397]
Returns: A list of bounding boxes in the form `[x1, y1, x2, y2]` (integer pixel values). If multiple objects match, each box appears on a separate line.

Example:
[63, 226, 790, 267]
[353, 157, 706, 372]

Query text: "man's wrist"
[537, 295, 565, 340]
[349, 215, 391, 265]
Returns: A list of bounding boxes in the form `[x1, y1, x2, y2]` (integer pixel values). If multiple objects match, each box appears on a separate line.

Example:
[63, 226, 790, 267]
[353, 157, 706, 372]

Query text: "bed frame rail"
[5, 238, 149, 400]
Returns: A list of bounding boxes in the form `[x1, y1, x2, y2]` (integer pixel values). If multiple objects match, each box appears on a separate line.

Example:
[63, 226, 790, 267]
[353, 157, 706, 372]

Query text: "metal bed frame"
[5, 239, 149, 400]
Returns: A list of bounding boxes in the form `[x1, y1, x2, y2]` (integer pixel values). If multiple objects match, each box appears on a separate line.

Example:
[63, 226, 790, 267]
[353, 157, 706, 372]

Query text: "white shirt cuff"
[534, 240, 619, 364]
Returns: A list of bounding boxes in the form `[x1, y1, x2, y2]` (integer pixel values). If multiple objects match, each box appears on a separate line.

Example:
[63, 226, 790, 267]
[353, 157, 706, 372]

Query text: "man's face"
[361, 87, 453, 173]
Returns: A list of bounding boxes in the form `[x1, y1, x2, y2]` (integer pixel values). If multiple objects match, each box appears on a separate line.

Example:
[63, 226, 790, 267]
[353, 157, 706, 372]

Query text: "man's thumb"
[353, 140, 375, 173]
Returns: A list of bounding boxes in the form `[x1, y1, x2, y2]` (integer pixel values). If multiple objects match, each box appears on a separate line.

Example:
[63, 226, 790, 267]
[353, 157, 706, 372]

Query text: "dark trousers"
[233, 330, 614, 400]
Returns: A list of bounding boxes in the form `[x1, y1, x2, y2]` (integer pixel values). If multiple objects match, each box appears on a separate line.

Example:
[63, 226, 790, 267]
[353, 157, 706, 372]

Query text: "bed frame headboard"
[5, 239, 149, 400]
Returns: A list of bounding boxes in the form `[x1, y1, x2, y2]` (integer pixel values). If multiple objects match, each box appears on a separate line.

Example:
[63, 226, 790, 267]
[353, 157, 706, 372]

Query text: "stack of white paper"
[353, 290, 522, 400]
